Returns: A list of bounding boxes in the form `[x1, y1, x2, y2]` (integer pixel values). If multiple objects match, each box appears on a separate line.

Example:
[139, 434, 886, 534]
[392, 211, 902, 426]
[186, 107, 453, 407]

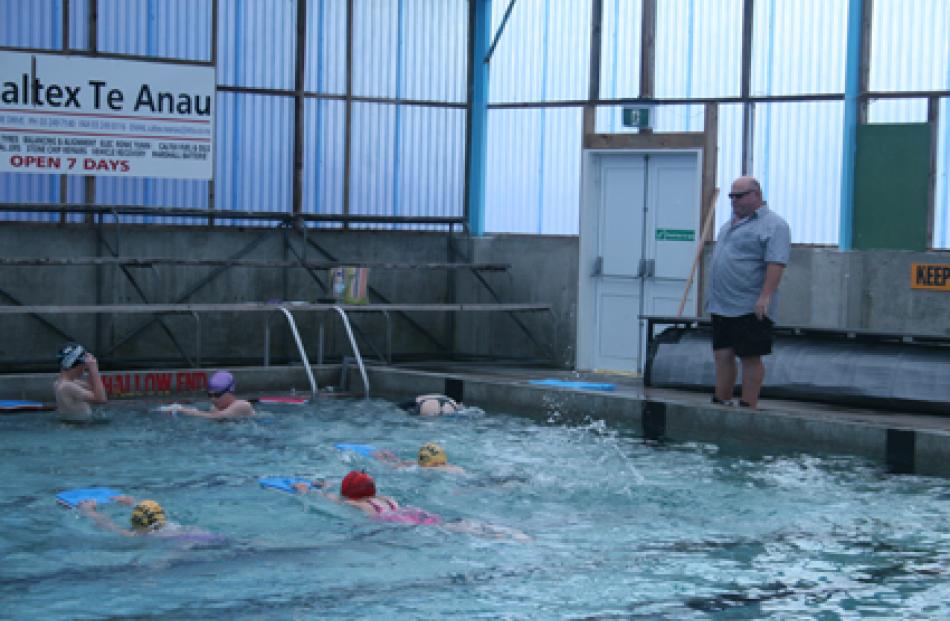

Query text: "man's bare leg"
[713, 348, 738, 402]
[739, 355, 764, 408]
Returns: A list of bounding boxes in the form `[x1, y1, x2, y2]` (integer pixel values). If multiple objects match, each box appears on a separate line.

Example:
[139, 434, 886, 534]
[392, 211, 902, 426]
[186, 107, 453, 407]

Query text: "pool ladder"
[265, 305, 370, 399]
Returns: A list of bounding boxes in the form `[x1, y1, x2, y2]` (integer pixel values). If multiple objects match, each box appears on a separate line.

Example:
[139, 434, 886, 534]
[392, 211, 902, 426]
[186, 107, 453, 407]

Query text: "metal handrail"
[330, 305, 370, 398]
[275, 306, 318, 400]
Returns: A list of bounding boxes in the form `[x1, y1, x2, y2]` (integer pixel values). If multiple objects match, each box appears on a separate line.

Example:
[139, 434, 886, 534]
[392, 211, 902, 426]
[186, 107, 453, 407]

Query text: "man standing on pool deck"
[173, 370, 255, 419]
[707, 176, 790, 409]
[53, 343, 107, 422]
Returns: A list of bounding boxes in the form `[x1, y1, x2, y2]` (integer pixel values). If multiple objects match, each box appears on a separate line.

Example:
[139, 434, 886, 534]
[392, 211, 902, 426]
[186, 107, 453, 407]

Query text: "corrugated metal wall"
[1, 0, 948, 246]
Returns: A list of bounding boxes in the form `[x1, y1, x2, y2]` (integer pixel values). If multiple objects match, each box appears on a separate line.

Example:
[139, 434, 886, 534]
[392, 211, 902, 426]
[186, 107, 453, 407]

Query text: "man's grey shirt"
[706, 205, 791, 318]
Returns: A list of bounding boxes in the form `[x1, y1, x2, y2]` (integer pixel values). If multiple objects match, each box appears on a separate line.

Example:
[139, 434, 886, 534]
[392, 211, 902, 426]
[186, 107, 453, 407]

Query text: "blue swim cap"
[208, 371, 235, 394]
[57, 343, 86, 370]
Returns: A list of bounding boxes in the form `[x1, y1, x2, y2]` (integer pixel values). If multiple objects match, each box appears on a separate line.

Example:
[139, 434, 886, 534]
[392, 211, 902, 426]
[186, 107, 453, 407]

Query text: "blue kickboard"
[334, 443, 377, 457]
[0, 399, 49, 411]
[56, 487, 124, 507]
[529, 379, 616, 391]
[258, 477, 313, 494]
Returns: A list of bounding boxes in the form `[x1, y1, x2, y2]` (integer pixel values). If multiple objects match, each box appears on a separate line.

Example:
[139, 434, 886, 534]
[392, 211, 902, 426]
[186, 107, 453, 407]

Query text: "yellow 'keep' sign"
[911, 263, 950, 291]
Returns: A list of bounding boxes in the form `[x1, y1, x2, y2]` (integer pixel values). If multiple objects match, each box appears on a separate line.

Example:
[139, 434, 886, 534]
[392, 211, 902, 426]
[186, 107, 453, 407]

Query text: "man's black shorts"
[711, 313, 774, 357]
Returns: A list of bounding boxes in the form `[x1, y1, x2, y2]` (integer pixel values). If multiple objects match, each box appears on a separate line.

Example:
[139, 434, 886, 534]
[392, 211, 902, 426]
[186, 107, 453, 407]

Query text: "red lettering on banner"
[83, 158, 130, 172]
[175, 371, 207, 392]
[152, 373, 172, 393]
[10, 155, 62, 169]
[102, 375, 114, 396]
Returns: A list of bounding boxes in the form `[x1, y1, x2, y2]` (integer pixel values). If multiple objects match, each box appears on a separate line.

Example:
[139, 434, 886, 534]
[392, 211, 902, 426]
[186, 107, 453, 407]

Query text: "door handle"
[645, 259, 655, 277]
[636, 258, 646, 278]
[591, 256, 603, 277]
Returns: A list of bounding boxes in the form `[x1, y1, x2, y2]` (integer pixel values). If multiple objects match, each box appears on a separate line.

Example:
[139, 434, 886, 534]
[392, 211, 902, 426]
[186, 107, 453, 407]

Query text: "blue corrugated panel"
[303, 98, 345, 219]
[752, 0, 847, 96]
[656, 0, 742, 98]
[486, 107, 582, 234]
[402, 0, 466, 103]
[394, 105, 465, 226]
[595, 0, 640, 132]
[0, 0, 59, 48]
[218, 0, 295, 89]
[352, 0, 397, 98]
[489, 0, 590, 103]
[871, 0, 949, 92]
[215, 92, 293, 226]
[304, 0, 347, 94]
[97, 0, 212, 61]
[349, 102, 395, 228]
[753, 101, 843, 245]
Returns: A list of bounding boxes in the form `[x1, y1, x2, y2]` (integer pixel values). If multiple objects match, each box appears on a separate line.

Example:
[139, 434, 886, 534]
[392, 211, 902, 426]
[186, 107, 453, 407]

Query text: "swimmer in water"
[168, 370, 255, 419]
[293, 470, 530, 541]
[399, 394, 462, 416]
[53, 343, 107, 423]
[76, 495, 219, 543]
[373, 442, 466, 474]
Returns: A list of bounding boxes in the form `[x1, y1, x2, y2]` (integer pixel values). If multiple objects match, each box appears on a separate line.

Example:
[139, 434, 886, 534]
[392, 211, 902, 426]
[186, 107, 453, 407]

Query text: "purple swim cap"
[208, 371, 235, 394]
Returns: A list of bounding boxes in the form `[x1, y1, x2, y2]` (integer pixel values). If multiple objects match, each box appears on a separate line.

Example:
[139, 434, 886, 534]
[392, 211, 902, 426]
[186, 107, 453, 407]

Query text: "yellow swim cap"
[418, 442, 447, 467]
[130, 500, 167, 531]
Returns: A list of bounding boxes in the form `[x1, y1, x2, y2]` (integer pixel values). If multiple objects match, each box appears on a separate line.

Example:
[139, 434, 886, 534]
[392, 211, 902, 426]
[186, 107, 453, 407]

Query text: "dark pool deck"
[367, 362, 950, 478]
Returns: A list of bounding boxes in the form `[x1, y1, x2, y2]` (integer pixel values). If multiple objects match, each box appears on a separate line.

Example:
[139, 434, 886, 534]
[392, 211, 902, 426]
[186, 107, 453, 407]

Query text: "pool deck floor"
[370, 361, 950, 478]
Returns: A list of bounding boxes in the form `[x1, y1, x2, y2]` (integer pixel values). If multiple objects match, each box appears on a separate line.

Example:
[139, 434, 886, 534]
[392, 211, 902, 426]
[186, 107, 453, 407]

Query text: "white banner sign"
[0, 51, 214, 180]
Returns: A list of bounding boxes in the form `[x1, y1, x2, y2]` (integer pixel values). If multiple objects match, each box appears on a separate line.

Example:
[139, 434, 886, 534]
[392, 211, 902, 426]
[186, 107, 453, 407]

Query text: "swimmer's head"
[57, 343, 87, 371]
[130, 500, 167, 531]
[417, 442, 447, 467]
[418, 397, 459, 416]
[207, 370, 235, 397]
[341, 470, 376, 500]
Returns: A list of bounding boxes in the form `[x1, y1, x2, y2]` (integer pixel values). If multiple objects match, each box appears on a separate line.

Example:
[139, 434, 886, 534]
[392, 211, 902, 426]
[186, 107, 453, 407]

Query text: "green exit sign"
[622, 106, 652, 129]
[656, 228, 695, 241]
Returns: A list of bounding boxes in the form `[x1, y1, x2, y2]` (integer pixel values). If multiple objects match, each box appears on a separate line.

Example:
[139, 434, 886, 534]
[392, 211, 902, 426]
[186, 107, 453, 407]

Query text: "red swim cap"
[341, 470, 376, 499]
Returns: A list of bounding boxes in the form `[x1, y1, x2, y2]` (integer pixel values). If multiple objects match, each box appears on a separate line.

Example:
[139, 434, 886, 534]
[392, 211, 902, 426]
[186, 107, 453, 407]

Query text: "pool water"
[1, 397, 949, 620]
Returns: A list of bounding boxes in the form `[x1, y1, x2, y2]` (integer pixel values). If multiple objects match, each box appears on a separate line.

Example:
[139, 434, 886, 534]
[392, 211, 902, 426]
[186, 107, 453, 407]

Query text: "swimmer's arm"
[176, 400, 254, 419]
[58, 379, 105, 406]
[83, 354, 108, 404]
[372, 450, 414, 468]
[174, 405, 213, 418]
[78, 500, 134, 536]
[291, 479, 332, 495]
[214, 399, 255, 418]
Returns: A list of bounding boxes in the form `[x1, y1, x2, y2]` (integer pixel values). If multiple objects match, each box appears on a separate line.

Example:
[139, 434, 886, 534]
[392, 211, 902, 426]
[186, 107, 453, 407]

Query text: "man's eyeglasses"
[207, 390, 227, 398]
[728, 190, 754, 200]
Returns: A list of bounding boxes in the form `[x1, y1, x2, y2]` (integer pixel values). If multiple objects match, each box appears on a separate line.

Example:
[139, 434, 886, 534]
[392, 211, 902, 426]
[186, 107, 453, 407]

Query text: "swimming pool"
[2, 397, 949, 620]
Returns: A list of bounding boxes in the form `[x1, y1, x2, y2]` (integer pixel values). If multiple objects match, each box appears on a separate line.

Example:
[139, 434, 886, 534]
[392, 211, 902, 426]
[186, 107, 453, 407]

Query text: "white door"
[577, 151, 701, 374]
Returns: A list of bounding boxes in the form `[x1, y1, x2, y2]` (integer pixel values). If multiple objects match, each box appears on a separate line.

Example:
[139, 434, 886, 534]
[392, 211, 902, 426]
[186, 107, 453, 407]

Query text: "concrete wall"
[2, 222, 948, 374]
[720, 247, 950, 336]
[0, 224, 579, 371]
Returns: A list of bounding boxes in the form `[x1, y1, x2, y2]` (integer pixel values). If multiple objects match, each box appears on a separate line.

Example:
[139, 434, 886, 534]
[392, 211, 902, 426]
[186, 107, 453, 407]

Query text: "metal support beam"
[740, 0, 754, 174]
[639, 0, 656, 134]
[583, 0, 602, 137]
[485, 0, 515, 64]
[927, 96, 939, 248]
[343, 0, 353, 229]
[840, 0, 866, 250]
[857, 0, 873, 125]
[292, 0, 307, 216]
[465, 0, 491, 236]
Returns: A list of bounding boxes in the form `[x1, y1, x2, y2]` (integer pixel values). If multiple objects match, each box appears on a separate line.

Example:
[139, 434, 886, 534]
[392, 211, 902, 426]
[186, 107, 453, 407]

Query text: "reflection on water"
[1, 397, 949, 620]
